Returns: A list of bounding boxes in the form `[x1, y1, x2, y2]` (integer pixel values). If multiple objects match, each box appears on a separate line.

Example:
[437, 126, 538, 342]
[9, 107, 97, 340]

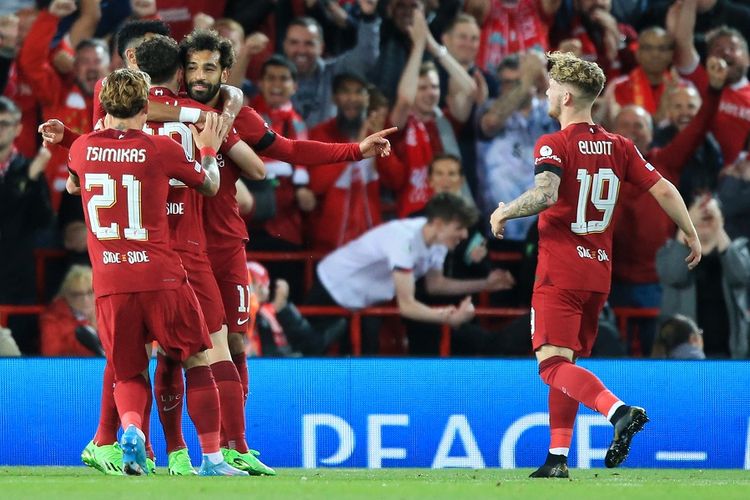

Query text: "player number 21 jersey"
[533, 123, 662, 293]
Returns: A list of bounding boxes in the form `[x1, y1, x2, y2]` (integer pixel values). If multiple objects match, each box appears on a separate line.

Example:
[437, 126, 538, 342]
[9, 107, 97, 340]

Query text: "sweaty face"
[614, 108, 652, 153]
[75, 46, 109, 96]
[708, 35, 750, 85]
[333, 80, 368, 121]
[184, 50, 226, 104]
[636, 31, 674, 75]
[415, 70, 440, 114]
[667, 87, 701, 131]
[435, 219, 469, 250]
[428, 159, 463, 194]
[283, 25, 322, 76]
[259, 65, 297, 108]
[443, 22, 480, 66]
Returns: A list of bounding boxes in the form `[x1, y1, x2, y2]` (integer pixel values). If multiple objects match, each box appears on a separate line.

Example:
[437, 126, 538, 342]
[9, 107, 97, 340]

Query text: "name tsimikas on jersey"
[86, 146, 146, 163]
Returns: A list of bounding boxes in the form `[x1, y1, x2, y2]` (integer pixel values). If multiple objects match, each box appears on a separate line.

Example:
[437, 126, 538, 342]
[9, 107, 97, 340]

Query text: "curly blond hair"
[547, 51, 606, 102]
[99, 68, 150, 119]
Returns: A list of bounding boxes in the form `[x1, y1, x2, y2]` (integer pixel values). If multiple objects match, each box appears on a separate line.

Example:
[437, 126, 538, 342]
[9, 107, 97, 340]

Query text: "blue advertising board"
[0, 359, 748, 469]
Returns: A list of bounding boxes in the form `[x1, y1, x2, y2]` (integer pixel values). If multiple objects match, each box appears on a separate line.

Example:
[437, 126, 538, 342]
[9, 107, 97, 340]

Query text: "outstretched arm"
[649, 178, 701, 269]
[490, 170, 560, 238]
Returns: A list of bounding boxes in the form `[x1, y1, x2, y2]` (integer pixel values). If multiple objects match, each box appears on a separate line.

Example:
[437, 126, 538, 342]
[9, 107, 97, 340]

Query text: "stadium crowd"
[1, 0, 750, 360]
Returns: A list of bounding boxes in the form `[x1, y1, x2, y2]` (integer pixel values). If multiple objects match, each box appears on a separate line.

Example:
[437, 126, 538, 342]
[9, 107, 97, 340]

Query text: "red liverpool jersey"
[68, 129, 207, 297]
[204, 106, 271, 249]
[145, 87, 240, 254]
[532, 123, 662, 293]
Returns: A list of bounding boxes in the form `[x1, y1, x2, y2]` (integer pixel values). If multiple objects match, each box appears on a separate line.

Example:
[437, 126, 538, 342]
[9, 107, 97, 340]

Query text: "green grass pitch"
[2, 467, 749, 499]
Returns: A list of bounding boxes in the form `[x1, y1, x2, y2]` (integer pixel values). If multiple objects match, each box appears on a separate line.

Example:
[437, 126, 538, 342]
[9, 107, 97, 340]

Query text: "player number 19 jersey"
[533, 123, 662, 293]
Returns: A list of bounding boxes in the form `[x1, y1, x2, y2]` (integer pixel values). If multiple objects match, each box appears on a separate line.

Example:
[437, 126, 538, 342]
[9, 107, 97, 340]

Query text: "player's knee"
[538, 355, 572, 385]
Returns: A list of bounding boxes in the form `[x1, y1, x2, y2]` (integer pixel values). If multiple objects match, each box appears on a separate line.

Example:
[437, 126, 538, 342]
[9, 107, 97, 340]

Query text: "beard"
[336, 110, 364, 138]
[186, 80, 222, 104]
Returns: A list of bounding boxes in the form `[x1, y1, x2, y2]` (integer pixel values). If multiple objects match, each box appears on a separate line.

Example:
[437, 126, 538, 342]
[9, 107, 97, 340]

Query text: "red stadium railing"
[0, 304, 45, 327]
[297, 305, 529, 357]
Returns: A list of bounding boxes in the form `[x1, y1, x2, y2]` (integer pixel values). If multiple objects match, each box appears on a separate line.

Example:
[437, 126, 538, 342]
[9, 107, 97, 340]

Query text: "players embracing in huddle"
[40, 18, 395, 477]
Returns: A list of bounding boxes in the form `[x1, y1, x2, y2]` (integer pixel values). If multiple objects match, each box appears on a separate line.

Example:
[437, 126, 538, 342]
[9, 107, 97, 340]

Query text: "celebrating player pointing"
[490, 52, 701, 478]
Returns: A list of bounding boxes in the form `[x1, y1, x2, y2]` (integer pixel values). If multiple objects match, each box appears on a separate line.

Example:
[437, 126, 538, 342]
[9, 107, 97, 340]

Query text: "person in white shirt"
[305, 192, 515, 354]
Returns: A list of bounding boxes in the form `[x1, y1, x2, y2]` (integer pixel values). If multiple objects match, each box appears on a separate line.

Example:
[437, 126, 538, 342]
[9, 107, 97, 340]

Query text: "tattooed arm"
[490, 170, 561, 238]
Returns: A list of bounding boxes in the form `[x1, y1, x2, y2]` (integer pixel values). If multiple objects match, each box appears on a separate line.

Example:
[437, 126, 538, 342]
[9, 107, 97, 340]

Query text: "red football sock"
[211, 361, 249, 453]
[93, 362, 120, 445]
[548, 387, 578, 454]
[113, 375, 150, 431]
[539, 356, 621, 417]
[185, 366, 221, 454]
[155, 353, 187, 453]
[232, 353, 249, 403]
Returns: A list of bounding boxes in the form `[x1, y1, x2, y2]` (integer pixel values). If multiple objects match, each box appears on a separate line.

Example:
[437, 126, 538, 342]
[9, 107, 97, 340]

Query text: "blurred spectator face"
[333, 79, 368, 122]
[667, 86, 701, 131]
[74, 44, 109, 97]
[415, 69, 440, 115]
[614, 106, 652, 153]
[247, 262, 270, 303]
[0, 108, 22, 150]
[63, 220, 88, 254]
[636, 29, 674, 75]
[689, 195, 724, 243]
[389, 0, 422, 34]
[708, 35, 750, 85]
[61, 268, 94, 317]
[575, 0, 611, 16]
[259, 64, 297, 108]
[434, 218, 469, 250]
[184, 50, 228, 104]
[443, 19, 480, 66]
[283, 24, 322, 76]
[215, 21, 244, 56]
[428, 157, 463, 194]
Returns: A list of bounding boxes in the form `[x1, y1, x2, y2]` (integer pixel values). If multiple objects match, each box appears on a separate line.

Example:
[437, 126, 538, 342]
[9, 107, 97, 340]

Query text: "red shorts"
[180, 251, 226, 333]
[530, 284, 608, 358]
[96, 281, 212, 381]
[207, 245, 251, 332]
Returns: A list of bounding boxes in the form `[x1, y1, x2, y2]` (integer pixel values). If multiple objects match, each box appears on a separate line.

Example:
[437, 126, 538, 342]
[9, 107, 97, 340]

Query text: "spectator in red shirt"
[249, 55, 314, 252]
[389, 10, 474, 217]
[469, 0, 559, 75]
[308, 72, 402, 252]
[603, 27, 679, 122]
[550, 0, 638, 79]
[610, 56, 727, 355]
[670, 0, 750, 165]
[39, 264, 102, 357]
[17, 0, 109, 209]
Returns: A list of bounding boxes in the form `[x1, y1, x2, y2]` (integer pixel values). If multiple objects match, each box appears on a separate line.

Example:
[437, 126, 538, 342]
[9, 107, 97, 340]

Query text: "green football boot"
[147, 456, 157, 475]
[221, 448, 276, 476]
[168, 448, 197, 475]
[81, 440, 123, 476]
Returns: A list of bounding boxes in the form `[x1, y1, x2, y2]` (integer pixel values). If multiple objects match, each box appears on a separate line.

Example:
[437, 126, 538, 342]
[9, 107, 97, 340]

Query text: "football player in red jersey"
[135, 35, 264, 476]
[173, 29, 395, 473]
[490, 52, 701, 478]
[66, 68, 244, 476]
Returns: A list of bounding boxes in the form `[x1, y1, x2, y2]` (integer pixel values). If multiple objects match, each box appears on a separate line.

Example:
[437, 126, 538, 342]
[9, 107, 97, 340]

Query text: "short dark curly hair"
[115, 19, 170, 59]
[179, 29, 235, 70]
[135, 35, 181, 85]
